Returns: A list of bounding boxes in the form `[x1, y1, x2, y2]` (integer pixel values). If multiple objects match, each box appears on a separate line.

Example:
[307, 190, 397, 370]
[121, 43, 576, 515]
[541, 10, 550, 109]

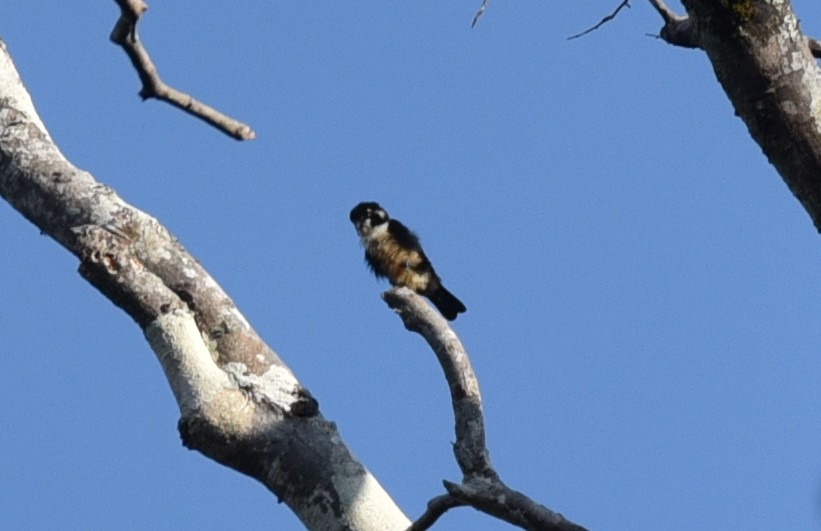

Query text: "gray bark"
[4, 1, 819, 528]
[0, 37, 409, 531]
[669, 1, 821, 230]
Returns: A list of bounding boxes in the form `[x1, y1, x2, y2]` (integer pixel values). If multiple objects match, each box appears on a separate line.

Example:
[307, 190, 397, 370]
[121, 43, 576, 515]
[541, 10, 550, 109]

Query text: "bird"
[349, 201, 466, 320]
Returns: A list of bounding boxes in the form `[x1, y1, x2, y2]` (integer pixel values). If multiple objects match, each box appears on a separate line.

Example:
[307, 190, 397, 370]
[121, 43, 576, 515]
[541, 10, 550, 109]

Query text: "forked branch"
[647, 0, 820, 55]
[647, 0, 699, 49]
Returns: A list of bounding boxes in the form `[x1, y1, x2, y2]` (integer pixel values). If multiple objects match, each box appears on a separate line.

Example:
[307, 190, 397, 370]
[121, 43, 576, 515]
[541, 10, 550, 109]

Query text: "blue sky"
[3, 2, 821, 530]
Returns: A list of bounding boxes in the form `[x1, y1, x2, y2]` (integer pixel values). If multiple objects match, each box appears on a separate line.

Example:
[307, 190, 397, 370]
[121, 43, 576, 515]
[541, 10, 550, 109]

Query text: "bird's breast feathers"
[365, 230, 433, 292]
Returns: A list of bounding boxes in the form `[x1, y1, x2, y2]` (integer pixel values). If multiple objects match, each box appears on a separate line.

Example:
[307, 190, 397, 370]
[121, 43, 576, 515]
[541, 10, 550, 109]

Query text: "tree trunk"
[681, 0, 821, 230]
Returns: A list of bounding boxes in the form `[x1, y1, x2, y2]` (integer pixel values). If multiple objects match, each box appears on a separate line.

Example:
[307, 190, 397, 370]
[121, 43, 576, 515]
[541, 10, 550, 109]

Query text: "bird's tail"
[429, 285, 466, 321]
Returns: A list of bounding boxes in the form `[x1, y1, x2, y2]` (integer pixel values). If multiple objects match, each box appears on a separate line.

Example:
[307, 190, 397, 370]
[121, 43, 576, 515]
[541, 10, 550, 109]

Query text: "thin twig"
[471, 0, 490, 28]
[109, 0, 255, 141]
[567, 0, 630, 40]
[406, 494, 464, 531]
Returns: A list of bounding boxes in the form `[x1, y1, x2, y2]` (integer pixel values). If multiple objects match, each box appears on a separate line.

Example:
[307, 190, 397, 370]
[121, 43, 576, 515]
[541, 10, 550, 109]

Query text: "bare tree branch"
[383, 288, 494, 478]
[384, 288, 587, 531]
[647, 0, 821, 56]
[110, 0, 255, 141]
[648, 0, 681, 23]
[0, 39, 408, 530]
[471, 0, 490, 28]
[646, 0, 699, 49]
[567, 0, 631, 41]
[444, 479, 587, 531]
[406, 494, 464, 531]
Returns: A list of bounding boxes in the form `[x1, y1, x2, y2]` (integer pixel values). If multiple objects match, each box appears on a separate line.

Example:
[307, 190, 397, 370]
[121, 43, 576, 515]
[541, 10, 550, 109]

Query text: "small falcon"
[349, 201, 466, 320]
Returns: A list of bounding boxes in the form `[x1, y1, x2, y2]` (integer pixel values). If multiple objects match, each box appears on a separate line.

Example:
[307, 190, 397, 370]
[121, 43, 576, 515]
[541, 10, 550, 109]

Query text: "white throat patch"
[361, 221, 388, 245]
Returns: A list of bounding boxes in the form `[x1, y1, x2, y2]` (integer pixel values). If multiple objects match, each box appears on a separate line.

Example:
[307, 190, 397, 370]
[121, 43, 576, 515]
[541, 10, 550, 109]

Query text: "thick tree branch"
[384, 288, 587, 531]
[0, 38, 407, 531]
[110, 0, 255, 141]
[677, 0, 821, 232]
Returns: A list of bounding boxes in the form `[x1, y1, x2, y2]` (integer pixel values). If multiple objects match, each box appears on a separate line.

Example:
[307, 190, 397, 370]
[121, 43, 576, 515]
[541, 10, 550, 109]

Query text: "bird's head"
[350, 202, 389, 239]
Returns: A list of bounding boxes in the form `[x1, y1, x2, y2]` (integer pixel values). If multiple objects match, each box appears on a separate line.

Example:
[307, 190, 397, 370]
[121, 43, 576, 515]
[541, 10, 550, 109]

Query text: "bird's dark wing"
[388, 219, 421, 249]
[390, 219, 436, 275]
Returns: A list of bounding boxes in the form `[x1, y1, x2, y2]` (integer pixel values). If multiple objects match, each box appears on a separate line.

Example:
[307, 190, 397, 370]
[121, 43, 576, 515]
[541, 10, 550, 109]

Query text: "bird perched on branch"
[349, 201, 466, 320]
